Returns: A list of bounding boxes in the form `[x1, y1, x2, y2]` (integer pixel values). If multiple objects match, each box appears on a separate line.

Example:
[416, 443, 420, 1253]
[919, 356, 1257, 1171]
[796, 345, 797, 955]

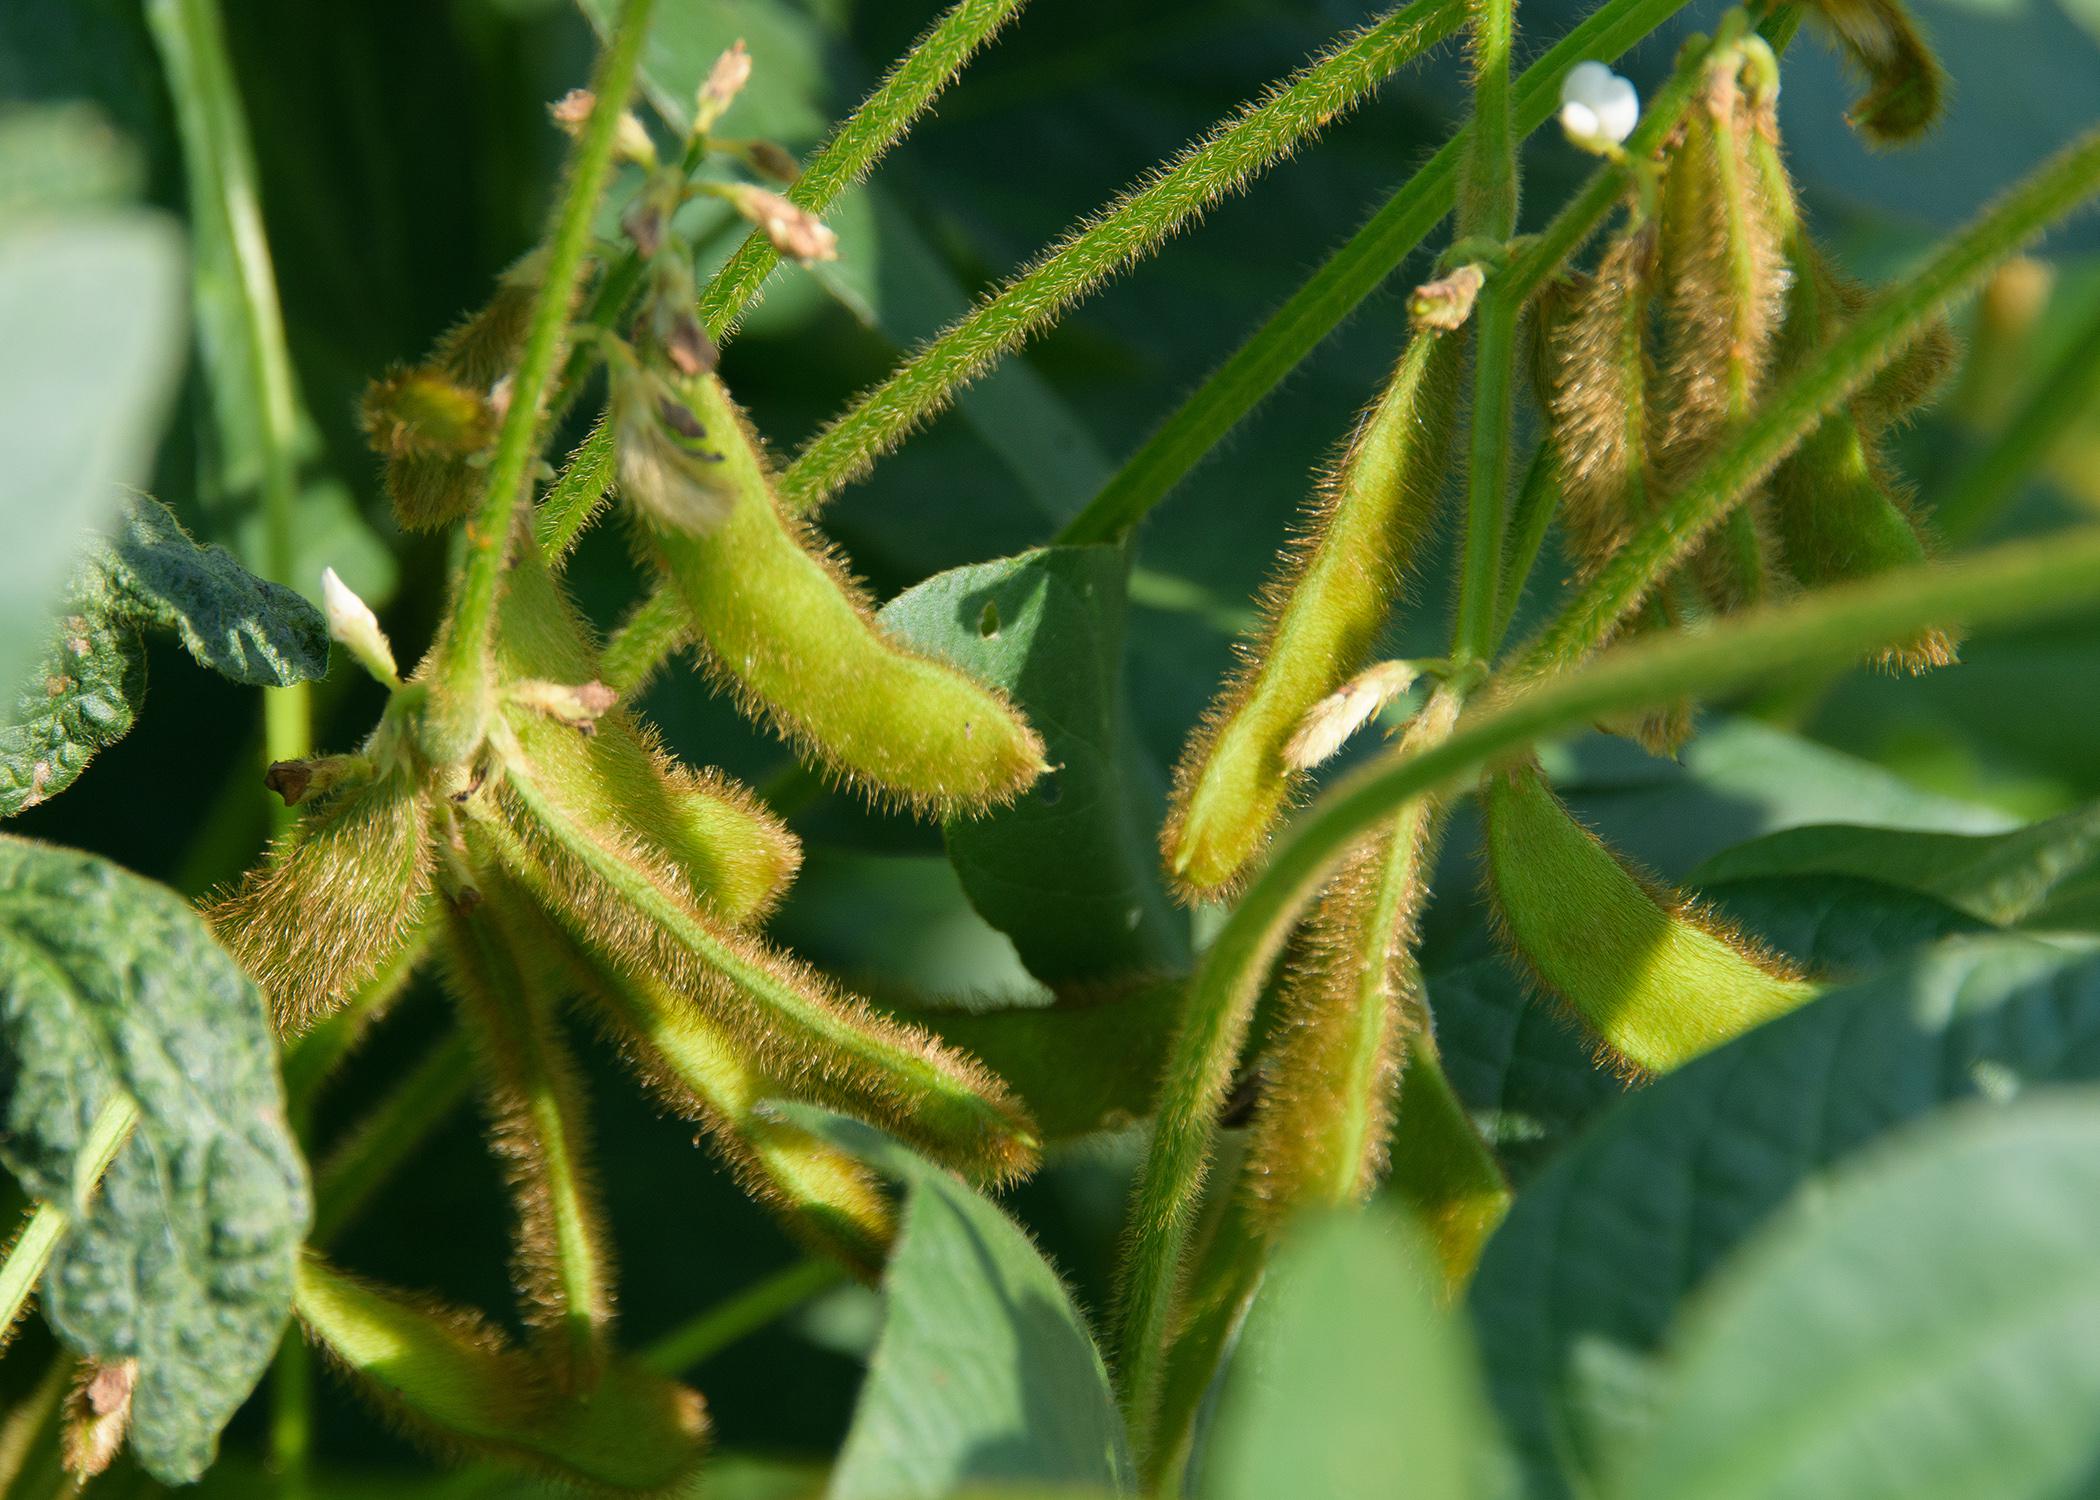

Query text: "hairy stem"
[0, 1096, 135, 1352]
[422, 0, 656, 766]
[310, 1029, 474, 1248]
[1455, 289, 1519, 660]
[1521, 124, 2100, 672]
[643, 1259, 844, 1376]
[1055, 0, 1690, 546]
[1457, 0, 1517, 241]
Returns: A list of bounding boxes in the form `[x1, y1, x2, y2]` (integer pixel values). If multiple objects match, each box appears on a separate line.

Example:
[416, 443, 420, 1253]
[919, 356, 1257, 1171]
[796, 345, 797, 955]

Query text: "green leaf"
[1618, 1096, 2100, 1500]
[880, 545, 1186, 987]
[1468, 933, 2100, 1499]
[0, 213, 186, 699]
[0, 834, 311, 1483]
[809, 1112, 1135, 1499]
[1200, 1206, 1504, 1500]
[1, 492, 329, 816]
[1692, 801, 2100, 926]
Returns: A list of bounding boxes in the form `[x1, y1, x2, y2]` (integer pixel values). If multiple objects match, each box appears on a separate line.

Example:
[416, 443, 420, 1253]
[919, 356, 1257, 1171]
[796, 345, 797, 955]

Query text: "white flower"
[1559, 61, 1639, 147]
[322, 567, 400, 686]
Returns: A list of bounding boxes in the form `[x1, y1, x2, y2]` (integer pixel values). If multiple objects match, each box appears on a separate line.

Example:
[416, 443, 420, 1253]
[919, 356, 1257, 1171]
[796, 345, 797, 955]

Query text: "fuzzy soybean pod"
[630, 370, 1047, 817]
[293, 1256, 706, 1491]
[1242, 689, 1454, 1227]
[550, 920, 897, 1278]
[208, 754, 434, 1035]
[1163, 324, 1464, 900]
[438, 878, 615, 1393]
[1654, 59, 1790, 615]
[1481, 761, 1818, 1074]
[496, 549, 801, 925]
[476, 736, 1040, 1185]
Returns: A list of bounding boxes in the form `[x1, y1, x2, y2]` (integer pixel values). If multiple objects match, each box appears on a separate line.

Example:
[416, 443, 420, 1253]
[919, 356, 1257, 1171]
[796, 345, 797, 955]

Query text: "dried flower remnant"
[1282, 659, 1419, 770]
[62, 1360, 137, 1480]
[695, 39, 753, 134]
[322, 567, 400, 687]
[719, 183, 839, 263]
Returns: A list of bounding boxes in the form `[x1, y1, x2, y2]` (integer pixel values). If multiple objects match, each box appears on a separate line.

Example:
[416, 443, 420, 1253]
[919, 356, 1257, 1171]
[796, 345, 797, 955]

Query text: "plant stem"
[642, 1258, 844, 1376]
[696, 0, 1034, 335]
[1521, 123, 2100, 673]
[1055, 0, 1690, 547]
[1936, 289, 2100, 543]
[1457, 0, 1517, 242]
[776, 0, 1468, 516]
[145, 0, 311, 818]
[1454, 288, 1518, 660]
[1495, 441, 1562, 645]
[0, 1096, 136, 1351]
[422, 0, 656, 768]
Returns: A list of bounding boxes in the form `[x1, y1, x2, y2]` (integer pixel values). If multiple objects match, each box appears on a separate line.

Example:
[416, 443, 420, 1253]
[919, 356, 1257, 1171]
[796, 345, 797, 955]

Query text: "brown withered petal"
[1409, 263, 1486, 331]
[724, 184, 838, 264]
[62, 1359, 137, 1480]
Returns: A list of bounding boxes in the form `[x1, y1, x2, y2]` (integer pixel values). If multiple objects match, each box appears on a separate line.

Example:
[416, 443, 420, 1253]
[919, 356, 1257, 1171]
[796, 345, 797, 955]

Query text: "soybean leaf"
[0, 213, 185, 699]
[1200, 1206, 1504, 1500]
[807, 1112, 1134, 1500]
[881, 545, 1187, 987]
[0, 835, 311, 1483]
[1, 491, 329, 816]
[1468, 933, 2100, 1500]
[1618, 1096, 2100, 1500]
[1691, 800, 2100, 927]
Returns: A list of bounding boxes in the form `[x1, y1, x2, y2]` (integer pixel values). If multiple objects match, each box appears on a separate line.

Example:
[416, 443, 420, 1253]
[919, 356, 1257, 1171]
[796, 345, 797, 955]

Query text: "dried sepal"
[1282, 659, 1418, 771]
[641, 372, 1048, 819]
[62, 1359, 136, 1481]
[717, 183, 837, 263]
[1163, 325, 1464, 900]
[1408, 263, 1485, 331]
[295, 1255, 706, 1490]
[479, 752, 1039, 1185]
[694, 39, 752, 135]
[208, 752, 435, 1035]
[509, 677, 619, 734]
[1801, 0, 1946, 145]
[264, 753, 366, 808]
[439, 876, 616, 1392]
[1480, 760, 1818, 1075]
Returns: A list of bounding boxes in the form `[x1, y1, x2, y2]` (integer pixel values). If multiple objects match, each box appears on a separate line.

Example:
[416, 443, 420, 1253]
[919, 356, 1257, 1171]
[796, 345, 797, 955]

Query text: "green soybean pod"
[1162, 324, 1464, 900]
[208, 758, 434, 1036]
[633, 372, 1047, 817]
[1481, 761, 1818, 1075]
[293, 1255, 706, 1490]
[496, 549, 800, 924]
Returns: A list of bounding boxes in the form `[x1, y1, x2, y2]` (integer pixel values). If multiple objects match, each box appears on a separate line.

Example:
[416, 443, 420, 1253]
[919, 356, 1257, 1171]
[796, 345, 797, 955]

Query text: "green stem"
[0, 1096, 135, 1351]
[642, 1258, 844, 1376]
[422, 0, 656, 767]
[1936, 289, 2100, 543]
[776, 0, 1467, 515]
[1457, 0, 1517, 241]
[1454, 288, 1518, 660]
[269, 1334, 314, 1499]
[1521, 123, 2100, 673]
[145, 0, 312, 813]
[1113, 522, 2100, 1450]
[1495, 441, 1562, 646]
[696, 0, 1034, 336]
[1055, 0, 1690, 547]
[310, 1029, 474, 1248]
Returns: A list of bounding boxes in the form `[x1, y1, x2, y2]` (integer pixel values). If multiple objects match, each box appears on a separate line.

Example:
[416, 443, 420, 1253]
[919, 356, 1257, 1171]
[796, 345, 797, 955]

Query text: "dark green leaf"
[880, 545, 1187, 987]
[1692, 802, 2100, 926]
[1468, 933, 2100, 1499]
[1619, 1096, 2100, 1500]
[805, 1112, 1135, 1499]
[0, 834, 311, 1483]
[1, 492, 329, 816]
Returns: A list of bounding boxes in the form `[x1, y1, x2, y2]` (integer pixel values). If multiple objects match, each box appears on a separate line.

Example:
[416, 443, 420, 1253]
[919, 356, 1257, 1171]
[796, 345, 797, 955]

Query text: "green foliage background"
[4, 0, 2100, 1492]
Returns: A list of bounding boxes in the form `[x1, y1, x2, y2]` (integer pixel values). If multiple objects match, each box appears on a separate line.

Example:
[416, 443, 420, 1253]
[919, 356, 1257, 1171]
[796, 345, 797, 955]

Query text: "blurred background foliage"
[3, 0, 2098, 1488]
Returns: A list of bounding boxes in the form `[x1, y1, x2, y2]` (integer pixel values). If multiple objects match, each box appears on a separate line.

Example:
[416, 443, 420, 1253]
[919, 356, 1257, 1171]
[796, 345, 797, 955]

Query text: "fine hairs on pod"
[1163, 323, 1465, 901]
[1480, 760, 1818, 1075]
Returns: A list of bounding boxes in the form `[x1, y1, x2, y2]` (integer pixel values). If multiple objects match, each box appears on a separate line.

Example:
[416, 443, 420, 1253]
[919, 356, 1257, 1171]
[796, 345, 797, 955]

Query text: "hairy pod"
[546, 914, 895, 1277]
[208, 757, 434, 1035]
[1480, 762, 1818, 1074]
[1243, 690, 1457, 1230]
[293, 1256, 706, 1492]
[475, 745, 1040, 1185]
[1547, 231, 1661, 576]
[495, 551, 800, 925]
[1800, 0, 1946, 144]
[1163, 325, 1464, 900]
[630, 371, 1047, 817]
[439, 879, 615, 1391]
[1655, 60, 1790, 613]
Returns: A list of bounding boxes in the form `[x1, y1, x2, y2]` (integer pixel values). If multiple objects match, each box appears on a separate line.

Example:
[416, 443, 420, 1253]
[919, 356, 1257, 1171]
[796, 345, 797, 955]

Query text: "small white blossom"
[322, 567, 399, 687]
[1559, 61, 1639, 147]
